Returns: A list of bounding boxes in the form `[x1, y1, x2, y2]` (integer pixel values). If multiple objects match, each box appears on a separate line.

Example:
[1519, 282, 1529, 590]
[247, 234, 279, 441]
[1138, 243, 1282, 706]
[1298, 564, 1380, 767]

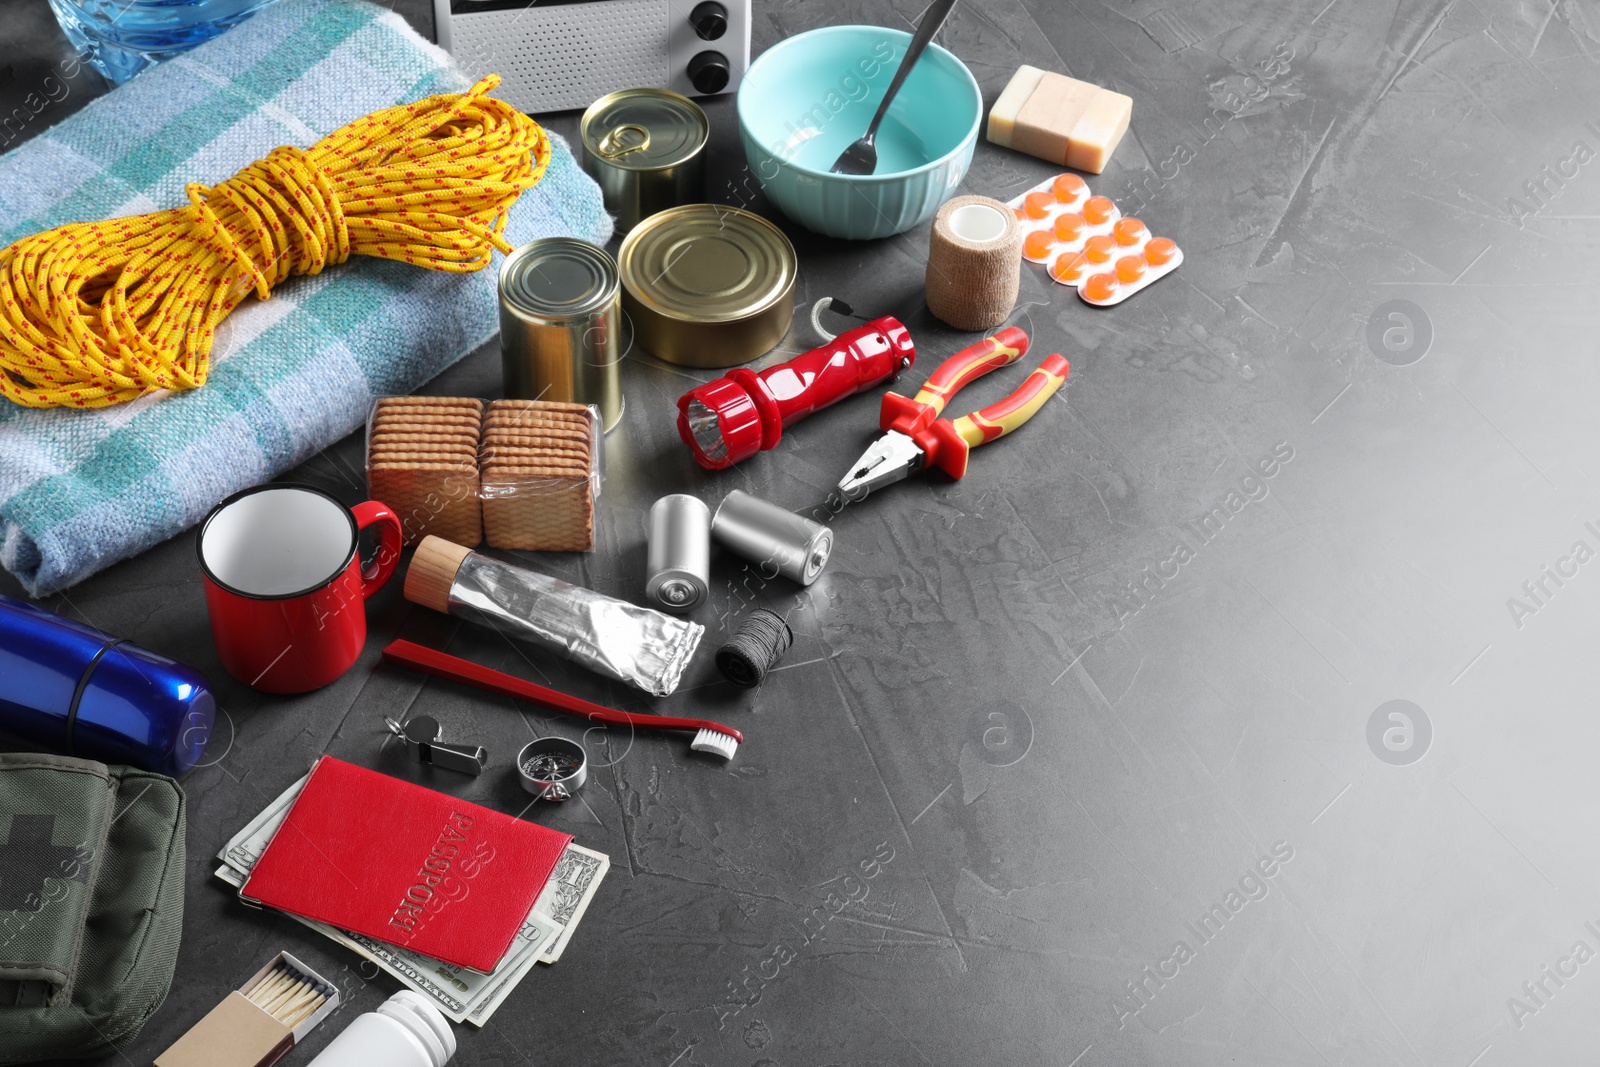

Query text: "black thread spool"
[716, 608, 793, 688]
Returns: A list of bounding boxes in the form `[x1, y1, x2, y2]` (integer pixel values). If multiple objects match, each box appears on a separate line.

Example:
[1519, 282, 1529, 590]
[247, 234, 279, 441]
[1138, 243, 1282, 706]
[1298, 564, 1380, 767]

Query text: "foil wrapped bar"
[448, 551, 702, 696]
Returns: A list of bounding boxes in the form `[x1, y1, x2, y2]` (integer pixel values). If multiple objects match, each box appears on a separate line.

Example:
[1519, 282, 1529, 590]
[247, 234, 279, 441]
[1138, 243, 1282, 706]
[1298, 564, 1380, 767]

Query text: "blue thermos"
[0, 594, 215, 776]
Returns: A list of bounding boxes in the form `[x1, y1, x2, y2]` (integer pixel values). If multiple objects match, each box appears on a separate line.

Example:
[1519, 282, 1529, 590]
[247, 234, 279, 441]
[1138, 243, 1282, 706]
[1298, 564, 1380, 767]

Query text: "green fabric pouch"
[0, 753, 186, 1064]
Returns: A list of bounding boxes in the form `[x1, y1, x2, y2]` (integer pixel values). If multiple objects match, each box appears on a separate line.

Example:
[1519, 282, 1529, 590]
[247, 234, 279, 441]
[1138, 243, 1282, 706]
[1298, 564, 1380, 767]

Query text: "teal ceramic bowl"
[737, 25, 982, 240]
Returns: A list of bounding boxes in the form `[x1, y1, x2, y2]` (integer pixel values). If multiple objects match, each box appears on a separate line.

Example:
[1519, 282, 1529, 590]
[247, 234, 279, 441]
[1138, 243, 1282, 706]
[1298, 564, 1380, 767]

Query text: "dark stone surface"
[4, 0, 1600, 1063]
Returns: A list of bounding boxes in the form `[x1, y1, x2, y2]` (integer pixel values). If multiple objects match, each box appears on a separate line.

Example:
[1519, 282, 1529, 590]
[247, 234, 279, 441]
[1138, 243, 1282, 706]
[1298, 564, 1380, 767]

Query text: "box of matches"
[155, 952, 340, 1067]
[481, 399, 601, 552]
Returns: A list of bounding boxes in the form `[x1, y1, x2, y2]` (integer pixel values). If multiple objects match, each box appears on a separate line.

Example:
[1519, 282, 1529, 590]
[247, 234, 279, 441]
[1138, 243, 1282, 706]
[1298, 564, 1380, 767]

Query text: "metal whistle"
[385, 715, 488, 776]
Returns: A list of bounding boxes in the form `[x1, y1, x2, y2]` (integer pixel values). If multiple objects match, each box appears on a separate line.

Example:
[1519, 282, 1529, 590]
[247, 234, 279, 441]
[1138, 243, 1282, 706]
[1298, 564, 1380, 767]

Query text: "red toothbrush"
[381, 639, 743, 760]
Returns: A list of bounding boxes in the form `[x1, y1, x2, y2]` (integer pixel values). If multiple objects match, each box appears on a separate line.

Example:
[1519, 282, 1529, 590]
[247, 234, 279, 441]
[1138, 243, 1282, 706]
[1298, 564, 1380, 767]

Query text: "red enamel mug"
[197, 484, 403, 693]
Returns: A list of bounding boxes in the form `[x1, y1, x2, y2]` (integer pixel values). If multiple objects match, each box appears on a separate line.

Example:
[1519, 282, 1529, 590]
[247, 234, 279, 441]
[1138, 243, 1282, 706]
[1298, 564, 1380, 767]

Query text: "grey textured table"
[4, 0, 1598, 1064]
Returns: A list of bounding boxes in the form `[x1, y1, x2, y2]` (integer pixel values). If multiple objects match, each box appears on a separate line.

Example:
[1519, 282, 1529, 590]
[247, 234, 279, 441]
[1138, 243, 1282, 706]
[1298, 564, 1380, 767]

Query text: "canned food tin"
[581, 89, 709, 234]
[618, 205, 796, 369]
[498, 237, 624, 433]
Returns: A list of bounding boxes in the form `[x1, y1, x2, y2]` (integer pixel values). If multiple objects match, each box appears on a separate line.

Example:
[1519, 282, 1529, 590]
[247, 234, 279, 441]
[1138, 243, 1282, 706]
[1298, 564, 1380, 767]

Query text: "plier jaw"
[837, 430, 924, 501]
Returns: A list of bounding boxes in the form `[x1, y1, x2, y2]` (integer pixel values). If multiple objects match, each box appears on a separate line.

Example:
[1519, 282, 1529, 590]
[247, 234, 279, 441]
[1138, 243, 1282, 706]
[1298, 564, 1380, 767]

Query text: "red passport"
[241, 756, 572, 972]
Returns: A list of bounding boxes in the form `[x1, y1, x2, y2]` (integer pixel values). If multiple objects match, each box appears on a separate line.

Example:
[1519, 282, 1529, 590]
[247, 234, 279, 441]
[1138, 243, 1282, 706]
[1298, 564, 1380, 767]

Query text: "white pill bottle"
[306, 990, 456, 1067]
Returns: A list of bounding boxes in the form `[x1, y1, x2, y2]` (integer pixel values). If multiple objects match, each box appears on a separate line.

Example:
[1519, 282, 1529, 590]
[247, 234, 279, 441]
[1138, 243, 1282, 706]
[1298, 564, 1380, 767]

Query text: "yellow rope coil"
[0, 75, 550, 409]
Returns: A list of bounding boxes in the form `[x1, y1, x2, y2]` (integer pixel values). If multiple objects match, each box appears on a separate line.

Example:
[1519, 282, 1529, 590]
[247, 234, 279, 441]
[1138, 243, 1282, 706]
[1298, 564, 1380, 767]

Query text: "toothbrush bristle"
[690, 728, 738, 760]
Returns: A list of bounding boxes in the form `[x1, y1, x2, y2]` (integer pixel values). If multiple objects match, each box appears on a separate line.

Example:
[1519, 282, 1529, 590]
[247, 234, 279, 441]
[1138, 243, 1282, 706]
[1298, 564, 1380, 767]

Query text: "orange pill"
[1144, 237, 1179, 265]
[1084, 235, 1116, 263]
[1115, 255, 1147, 284]
[1052, 174, 1087, 203]
[1113, 217, 1148, 246]
[1084, 273, 1120, 302]
[1024, 192, 1054, 219]
[1082, 196, 1115, 224]
[1050, 252, 1090, 284]
[1023, 229, 1056, 259]
[1053, 213, 1086, 242]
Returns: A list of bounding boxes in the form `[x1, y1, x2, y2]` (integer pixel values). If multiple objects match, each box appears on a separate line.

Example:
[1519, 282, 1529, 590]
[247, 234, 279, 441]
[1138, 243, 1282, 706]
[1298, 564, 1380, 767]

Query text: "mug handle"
[351, 500, 404, 599]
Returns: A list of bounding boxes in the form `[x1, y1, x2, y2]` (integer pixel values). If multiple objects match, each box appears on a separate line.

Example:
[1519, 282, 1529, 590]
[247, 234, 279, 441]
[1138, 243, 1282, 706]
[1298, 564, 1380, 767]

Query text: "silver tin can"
[646, 494, 711, 612]
[581, 89, 709, 235]
[498, 237, 624, 433]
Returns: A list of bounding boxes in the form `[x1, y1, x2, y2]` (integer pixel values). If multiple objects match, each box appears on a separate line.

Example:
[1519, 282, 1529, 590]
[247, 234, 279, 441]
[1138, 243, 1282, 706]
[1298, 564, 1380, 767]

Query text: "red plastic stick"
[381, 639, 743, 743]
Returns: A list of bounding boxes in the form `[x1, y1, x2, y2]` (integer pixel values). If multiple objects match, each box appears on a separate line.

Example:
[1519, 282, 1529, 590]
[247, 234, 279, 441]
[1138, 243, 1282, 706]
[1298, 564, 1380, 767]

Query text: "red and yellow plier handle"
[879, 326, 1031, 434]
[911, 352, 1070, 479]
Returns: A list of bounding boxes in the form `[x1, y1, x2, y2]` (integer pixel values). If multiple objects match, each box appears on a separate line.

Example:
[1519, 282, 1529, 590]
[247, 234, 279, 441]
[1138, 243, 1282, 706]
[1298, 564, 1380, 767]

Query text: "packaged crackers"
[365, 396, 602, 553]
[367, 397, 484, 547]
[481, 400, 599, 552]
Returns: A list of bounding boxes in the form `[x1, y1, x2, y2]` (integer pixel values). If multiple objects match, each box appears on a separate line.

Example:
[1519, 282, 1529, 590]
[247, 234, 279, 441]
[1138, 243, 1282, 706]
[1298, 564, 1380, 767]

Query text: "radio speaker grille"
[448, 0, 670, 113]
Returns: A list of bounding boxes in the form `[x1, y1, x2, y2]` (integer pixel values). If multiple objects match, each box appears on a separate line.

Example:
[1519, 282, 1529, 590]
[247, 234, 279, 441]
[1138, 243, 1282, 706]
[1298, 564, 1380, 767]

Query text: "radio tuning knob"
[689, 1, 728, 40]
[688, 49, 731, 94]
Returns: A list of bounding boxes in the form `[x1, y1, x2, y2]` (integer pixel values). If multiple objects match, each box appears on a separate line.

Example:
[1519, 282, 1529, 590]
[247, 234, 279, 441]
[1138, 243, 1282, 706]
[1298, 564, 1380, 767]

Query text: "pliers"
[837, 327, 1069, 501]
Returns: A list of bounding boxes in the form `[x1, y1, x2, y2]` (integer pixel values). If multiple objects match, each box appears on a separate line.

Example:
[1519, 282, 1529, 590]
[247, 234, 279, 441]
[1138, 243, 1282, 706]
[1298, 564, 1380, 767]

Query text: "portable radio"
[434, 0, 752, 114]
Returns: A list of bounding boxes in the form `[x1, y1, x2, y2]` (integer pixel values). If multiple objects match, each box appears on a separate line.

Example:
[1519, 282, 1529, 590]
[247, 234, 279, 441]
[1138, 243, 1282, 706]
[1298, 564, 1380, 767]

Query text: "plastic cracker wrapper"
[364, 397, 604, 551]
[480, 399, 602, 553]
[366, 396, 485, 547]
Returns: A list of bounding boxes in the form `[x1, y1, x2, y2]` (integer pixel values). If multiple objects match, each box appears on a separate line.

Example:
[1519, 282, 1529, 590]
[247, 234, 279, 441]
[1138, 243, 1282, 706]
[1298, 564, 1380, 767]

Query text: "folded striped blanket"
[0, 0, 611, 595]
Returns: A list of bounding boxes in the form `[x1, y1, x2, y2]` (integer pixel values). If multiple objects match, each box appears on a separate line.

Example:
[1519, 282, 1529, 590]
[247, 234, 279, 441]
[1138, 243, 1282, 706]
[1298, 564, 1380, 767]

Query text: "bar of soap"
[987, 66, 1132, 174]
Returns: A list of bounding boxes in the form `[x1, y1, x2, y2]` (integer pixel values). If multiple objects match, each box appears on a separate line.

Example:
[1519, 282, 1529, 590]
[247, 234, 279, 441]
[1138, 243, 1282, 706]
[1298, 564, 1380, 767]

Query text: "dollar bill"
[219, 774, 306, 874]
[534, 843, 608, 964]
[215, 776, 607, 1024]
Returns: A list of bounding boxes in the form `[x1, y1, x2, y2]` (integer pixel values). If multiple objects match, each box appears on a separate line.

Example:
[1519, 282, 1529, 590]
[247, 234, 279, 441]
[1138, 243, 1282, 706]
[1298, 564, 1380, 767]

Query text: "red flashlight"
[676, 316, 916, 470]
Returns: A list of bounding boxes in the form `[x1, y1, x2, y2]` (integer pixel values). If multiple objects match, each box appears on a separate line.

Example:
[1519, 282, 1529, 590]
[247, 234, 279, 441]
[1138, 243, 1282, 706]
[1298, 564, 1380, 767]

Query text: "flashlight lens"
[685, 399, 728, 463]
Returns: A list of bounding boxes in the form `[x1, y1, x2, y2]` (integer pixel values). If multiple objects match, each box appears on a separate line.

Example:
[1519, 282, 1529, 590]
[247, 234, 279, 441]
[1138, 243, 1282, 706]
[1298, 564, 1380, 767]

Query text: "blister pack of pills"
[1007, 173, 1183, 306]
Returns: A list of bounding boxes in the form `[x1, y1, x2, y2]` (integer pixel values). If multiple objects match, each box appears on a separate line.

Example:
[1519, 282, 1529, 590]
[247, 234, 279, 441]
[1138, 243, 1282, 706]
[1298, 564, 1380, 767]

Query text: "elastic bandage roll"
[925, 196, 1023, 332]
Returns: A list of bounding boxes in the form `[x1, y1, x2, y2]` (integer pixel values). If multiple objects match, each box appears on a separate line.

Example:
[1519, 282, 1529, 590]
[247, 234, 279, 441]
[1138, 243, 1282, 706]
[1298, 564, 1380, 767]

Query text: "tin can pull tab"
[385, 715, 488, 776]
[597, 123, 652, 159]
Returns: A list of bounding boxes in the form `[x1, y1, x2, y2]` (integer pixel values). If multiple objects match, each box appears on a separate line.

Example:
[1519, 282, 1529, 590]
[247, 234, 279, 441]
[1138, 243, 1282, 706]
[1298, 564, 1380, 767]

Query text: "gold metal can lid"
[499, 237, 618, 322]
[618, 205, 796, 325]
[581, 89, 709, 171]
